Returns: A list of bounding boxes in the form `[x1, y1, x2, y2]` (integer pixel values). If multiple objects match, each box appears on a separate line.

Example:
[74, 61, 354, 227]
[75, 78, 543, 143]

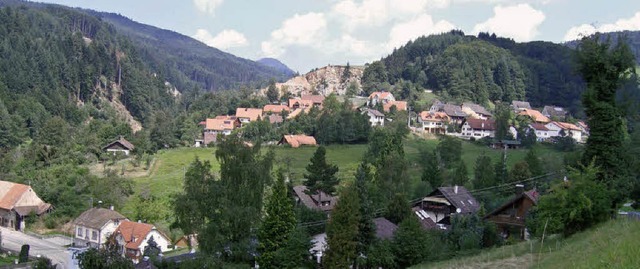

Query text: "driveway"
[0, 227, 71, 268]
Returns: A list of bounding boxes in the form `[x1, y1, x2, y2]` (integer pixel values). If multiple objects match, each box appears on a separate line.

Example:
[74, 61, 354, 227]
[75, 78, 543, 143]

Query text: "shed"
[278, 135, 317, 148]
[103, 136, 135, 156]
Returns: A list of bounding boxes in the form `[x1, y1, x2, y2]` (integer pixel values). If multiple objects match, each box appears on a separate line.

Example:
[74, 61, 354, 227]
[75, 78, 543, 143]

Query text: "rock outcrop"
[260, 65, 364, 97]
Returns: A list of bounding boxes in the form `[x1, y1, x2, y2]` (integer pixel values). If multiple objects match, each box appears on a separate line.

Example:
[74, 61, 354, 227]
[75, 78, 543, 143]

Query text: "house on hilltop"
[103, 136, 135, 156]
[73, 207, 127, 248]
[418, 111, 449, 134]
[0, 181, 52, 231]
[484, 185, 539, 240]
[413, 186, 480, 230]
[113, 220, 171, 264]
[461, 118, 496, 139]
[278, 135, 317, 148]
[202, 117, 240, 145]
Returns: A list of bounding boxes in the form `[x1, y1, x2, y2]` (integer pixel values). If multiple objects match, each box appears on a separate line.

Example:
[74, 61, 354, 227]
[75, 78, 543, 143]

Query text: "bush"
[44, 216, 57, 229]
[19, 244, 30, 263]
[528, 163, 613, 237]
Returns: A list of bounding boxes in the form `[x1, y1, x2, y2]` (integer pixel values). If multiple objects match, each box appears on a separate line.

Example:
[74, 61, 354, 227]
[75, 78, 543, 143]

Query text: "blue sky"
[36, 0, 640, 73]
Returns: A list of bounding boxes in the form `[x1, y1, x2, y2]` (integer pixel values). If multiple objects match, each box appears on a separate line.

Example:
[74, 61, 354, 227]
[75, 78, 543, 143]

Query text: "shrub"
[19, 244, 29, 263]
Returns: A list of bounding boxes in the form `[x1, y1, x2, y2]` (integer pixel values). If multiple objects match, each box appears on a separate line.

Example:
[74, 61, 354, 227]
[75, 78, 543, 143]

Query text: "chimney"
[454, 185, 458, 194]
[97, 200, 103, 208]
[481, 122, 485, 129]
[515, 184, 524, 196]
[110, 205, 114, 211]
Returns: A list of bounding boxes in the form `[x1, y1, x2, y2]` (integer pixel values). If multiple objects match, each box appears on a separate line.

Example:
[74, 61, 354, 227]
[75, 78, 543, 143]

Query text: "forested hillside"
[363, 30, 585, 112]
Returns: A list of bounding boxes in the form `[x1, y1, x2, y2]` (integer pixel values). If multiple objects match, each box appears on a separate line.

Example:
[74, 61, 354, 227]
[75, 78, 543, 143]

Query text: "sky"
[35, 0, 640, 73]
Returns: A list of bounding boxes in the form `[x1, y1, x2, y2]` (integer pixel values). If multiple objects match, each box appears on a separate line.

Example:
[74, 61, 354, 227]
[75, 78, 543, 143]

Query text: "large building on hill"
[0, 181, 51, 231]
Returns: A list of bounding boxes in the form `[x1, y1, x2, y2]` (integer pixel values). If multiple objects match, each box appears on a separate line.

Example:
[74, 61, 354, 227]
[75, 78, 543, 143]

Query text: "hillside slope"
[260, 65, 364, 97]
[364, 30, 585, 111]
[258, 58, 296, 77]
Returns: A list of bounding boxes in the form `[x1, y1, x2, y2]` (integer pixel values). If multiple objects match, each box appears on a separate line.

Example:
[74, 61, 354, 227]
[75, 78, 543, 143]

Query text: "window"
[77, 227, 83, 237]
[92, 230, 98, 241]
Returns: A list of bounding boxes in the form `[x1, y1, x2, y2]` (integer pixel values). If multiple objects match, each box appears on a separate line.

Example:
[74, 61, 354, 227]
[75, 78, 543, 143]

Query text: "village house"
[103, 136, 135, 156]
[73, 207, 127, 248]
[235, 108, 263, 126]
[484, 185, 539, 240]
[418, 111, 450, 134]
[292, 185, 337, 213]
[461, 118, 496, 139]
[301, 95, 325, 108]
[542, 105, 568, 120]
[202, 117, 240, 145]
[113, 220, 171, 264]
[383, 100, 408, 112]
[413, 186, 480, 230]
[545, 121, 582, 141]
[430, 100, 467, 124]
[511, 100, 531, 112]
[0, 181, 51, 231]
[367, 91, 395, 106]
[528, 123, 552, 141]
[365, 109, 385, 127]
[262, 104, 290, 115]
[288, 99, 314, 110]
[518, 109, 550, 123]
[577, 121, 589, 139]
[267, 114, 284, 124]
[278, 134, 317, 148]
[461, 102, 492, 120]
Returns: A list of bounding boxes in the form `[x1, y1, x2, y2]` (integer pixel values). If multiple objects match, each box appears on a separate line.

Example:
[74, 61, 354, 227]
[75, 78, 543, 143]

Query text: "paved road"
[0, 227, 70, 268]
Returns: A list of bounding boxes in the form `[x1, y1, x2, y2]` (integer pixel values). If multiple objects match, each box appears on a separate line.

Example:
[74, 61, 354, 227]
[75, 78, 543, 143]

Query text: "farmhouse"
[0, 181, 51, 231]
[430, 100, 467, 124]
[262, 104, 290, 115]
[546, 121, 582, 141]
[103, 136, 135, 156]
[511, 100, 531, 111]
[461, 118, 496, 139]
[383, 100, 407, 112]
[484, 185, 539, 240]
[278, 135, 317, 148]
[461, 102, 492, 119]
[113, 220, 171, 264]
[518, 109, 550, 123]
[292, 185, 337, 213]
[367, 91, 395, 106]
[203, 117, 240, 145]
[73, 207, 127, 248]
[418, 111, 449, 134]
[301, 95, 325, 107]
[365, 109, 385, 126]
[235, 108, 263, 125]
[289, 99, 314, 110]
[413, 186, 480, 230]
[528, 123, 552, 141]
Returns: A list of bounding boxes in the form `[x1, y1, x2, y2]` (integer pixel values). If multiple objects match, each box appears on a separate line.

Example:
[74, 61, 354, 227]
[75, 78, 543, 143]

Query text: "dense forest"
[363, 30, 586, 113]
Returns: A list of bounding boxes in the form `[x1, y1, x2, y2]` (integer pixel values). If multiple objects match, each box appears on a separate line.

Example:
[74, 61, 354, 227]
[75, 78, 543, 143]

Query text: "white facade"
[461, 122, 495, 138]
[367, 110, 385, 126]
[75, 219, 123, 248]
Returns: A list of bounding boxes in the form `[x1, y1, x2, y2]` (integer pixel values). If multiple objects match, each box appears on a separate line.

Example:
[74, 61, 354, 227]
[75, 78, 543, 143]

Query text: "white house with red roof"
[113, 220, 171, 264]
[545, 121, 582, 141]
[367, 91, 395, 106]
[0, 181, 51, 231]
[461, 119, 496, 139]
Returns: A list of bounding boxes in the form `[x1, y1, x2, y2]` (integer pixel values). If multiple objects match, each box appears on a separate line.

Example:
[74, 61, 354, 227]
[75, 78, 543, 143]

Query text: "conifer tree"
[258, 172, 297, 269]
[525, 148, 544, 176]
[324, 184, 360, 269]
[304, 146, 339, 198]
[421, 149, 443, 188]
[473, 153, 495, 189]
[452, 160, 469, 186]
[354, 163, 375, 257]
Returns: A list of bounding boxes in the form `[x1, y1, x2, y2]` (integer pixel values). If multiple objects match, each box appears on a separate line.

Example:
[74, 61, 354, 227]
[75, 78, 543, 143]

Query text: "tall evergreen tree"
[258, 172, 297, 269]
[510, 161, 532, 183]
[494, 150, 509, 184]
[437, 136, 462, 168]
[393, 216, 429, 268]
[494, 102, 512, 140]
[452, 160, 469, 186]
[304, 146, 339, 198]
[421, 149, 443, 188]
[577, 34, 635, 202]
[266, 79, 279, 103]
[354, 163, 375, 258]
[324, 184, 360, 269]
[473, 153, 496, 189]
[385, 192, 411, 225]
[525, 148, 544, 177]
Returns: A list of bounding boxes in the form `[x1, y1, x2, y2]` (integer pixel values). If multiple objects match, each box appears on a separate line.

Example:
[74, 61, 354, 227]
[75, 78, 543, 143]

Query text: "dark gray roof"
[463, 102, 492, 116]
[432, 186, 480, 214]
[367, 109, 385, 117]
[373, 217, 398, 240]
[441, 104, 467, 118]
[73, 208, 127, 230]
[292, 185, 337, 212]
[542, 106, 567, 118]
[511, 101, 531, 110]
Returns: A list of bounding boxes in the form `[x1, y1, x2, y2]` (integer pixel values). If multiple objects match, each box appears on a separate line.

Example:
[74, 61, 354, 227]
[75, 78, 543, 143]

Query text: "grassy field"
[411, 218, 640, 269]
[116, 137, 566, 233]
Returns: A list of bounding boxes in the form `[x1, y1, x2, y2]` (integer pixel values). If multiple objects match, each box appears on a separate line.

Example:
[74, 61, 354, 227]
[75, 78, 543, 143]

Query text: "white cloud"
[473, 4, 545, 42]
[193, 29, 248, 50]
[387, 14, 456, 50]
[330, 0, 448, 32]
[193, 0, 223, 14]
[563, 12, 640, 41]
[261, 12, 328, 57]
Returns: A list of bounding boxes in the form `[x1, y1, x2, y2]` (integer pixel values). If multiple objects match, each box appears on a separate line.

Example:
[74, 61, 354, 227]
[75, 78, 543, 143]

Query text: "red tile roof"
[279, 135, 317, 148]
[114, 221, 154, 250]
[368, 91, 394, 100]
[235, 108, 263, 122]
[263, 104, 290, 114]
[519, 109, 550, 123]
[288, 99, 315, 109]
[205, 118, 236, 131]
[383, 101, 407, 112]
[0, 181, 51, 215]
[465, 119, 496, 130]
[0, 183, 29, 210]
[300, 95, 325, 104]
[552, 121, 581, 131]
[529, 123, 549, 131]
[419, 111, 449, 122]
